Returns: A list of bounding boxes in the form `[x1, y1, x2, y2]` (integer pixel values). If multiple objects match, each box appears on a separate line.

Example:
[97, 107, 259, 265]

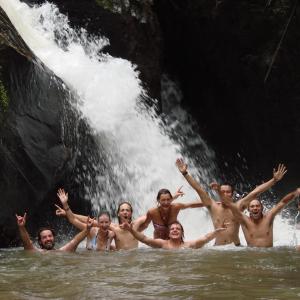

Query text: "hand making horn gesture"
[15, 213, 27, 227]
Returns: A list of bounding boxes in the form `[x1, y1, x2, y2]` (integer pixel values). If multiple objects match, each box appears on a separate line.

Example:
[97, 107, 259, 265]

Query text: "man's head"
[97, 212, 111, 231]
[248, 199, 263, 220]
[220, 183, 234, 199]
[37, 227, 56, 250]
[168, 221, 184, 242]
[157, 189, 173, 208]
[117, 202, 133, 224]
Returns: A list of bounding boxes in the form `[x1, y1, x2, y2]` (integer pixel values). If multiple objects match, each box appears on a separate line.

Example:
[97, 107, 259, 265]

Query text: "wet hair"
[168, 221, 184, 242]
[97, 211, 111, 221]
[117, 201, 133, 224]
[37, 227, 56, 246]
[156, 189, 173, 202]
[220, 183, 235, 193]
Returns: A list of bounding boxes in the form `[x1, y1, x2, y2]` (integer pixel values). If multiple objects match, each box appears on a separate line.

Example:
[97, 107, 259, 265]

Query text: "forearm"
[182, 173, 211, 206]
[129, 228, 148, 243]
[18, 227, 34, 250]
[61, 229, 88, 252]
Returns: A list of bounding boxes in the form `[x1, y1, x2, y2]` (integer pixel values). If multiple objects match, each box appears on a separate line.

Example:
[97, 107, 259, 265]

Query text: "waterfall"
[0, 0, 298, 245]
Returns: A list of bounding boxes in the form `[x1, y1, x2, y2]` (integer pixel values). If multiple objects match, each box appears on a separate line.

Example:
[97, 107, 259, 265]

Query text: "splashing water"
[0, 0, 298, 244]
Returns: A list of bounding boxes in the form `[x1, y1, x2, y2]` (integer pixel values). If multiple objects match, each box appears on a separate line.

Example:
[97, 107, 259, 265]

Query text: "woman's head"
[156, 189, 173, 208]
[97, 212, 111, 231]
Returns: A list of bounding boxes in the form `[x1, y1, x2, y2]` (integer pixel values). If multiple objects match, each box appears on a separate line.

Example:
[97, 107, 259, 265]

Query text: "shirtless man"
[110, 202, 146, 250]
[16, 212, 92, 252]
[138, 187, 203, 239]
[122, 220, 226, 249]
[56, 194, 146, 250]
[219, 186, 300, 247]
[57, 189, 115, 251]
[176, 158, 287, 246]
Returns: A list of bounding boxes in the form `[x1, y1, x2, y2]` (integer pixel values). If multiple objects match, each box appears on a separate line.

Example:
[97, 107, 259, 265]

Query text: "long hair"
[117, 201, 133, 224]
[156, 189, 173, 203]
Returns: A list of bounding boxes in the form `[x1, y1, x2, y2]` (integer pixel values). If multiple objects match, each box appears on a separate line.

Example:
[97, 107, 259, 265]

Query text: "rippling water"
[1, 247, 299, 299]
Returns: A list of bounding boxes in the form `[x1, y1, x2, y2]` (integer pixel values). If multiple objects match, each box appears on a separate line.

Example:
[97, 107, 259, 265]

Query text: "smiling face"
[117, 203, 133, 224]
[168, 222, 184, 242]
[38, 229, 55, 250]
[98, 214, 111, 231]
[248, 199, 263, 220]
[158, 193, 173, 209]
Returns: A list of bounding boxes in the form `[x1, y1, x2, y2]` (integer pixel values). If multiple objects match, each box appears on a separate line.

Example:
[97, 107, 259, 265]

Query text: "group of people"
[16, 159, 300, 252]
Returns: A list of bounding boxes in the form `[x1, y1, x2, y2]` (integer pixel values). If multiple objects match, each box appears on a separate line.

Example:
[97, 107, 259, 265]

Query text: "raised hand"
[173, 186, 184, 199]
[86, 216, 94, 231]
[16, 213, 27, 227]
[55, 204, 66, 217]
[273, 164, 287, 182]
[57, 188, 68, 205]
[210, 182, 220, 191]
[119, 221, 132, 231]
[176, 158, 187, 174]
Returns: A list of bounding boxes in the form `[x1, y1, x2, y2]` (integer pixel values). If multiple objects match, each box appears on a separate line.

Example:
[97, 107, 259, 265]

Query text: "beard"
[41, 241, 55, 250]
[250, 211, 262, 220]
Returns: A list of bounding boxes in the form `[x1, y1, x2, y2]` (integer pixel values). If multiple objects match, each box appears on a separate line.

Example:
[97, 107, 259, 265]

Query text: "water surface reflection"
[0, 247, 299, 299]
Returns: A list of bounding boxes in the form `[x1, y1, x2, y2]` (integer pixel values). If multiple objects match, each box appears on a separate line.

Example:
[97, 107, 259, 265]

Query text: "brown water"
[0, 247, 299, 300]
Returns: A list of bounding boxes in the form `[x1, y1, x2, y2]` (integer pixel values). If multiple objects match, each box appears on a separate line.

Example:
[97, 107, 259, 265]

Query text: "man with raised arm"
[16, 212, 93, 252]
[176, 158, 287, 246]
[121, 220, 226, 249]
[56, 190, 146, 250]
[217, 186, 300, 247]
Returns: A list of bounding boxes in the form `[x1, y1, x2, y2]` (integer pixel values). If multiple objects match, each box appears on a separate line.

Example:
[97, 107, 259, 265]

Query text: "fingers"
[54, 204, 62, 210]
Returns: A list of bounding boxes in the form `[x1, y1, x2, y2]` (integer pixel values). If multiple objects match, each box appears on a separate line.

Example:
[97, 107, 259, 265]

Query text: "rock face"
[154, 0, 300, 190]
[0, 7, 93, 247]
[1, 0, 300, 247]
[0, 1, 163, 247]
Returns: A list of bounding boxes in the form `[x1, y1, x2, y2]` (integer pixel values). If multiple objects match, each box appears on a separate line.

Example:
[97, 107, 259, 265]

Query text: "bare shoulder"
[108, 230, 115, 238]
[148, 207, 158, 215]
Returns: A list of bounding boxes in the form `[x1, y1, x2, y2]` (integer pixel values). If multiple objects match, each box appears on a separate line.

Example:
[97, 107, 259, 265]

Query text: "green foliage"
[0, 80, 9, 113]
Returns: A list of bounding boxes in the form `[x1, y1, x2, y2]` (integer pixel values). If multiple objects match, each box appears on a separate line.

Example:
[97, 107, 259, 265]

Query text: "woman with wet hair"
[56, 189, 115, 251]
[138, 187, 204, 240]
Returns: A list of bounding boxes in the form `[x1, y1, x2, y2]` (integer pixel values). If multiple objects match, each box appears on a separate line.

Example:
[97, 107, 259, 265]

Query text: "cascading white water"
[1, 0, 298, 245]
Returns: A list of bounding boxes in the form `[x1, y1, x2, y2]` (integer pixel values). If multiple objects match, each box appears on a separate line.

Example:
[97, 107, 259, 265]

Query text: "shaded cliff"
[154, 0, 300, 192]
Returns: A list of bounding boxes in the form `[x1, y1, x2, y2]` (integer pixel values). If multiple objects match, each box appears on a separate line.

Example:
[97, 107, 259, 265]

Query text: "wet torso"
[210, 202, 241, 246]
[241, 214, 274, 247]
[149, 206, 181, 239]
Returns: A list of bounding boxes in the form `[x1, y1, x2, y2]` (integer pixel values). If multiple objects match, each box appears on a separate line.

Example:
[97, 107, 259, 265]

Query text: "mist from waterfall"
[0, 0, 298, 244]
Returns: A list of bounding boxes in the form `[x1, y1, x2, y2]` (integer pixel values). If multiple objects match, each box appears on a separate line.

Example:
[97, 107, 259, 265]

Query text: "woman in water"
[139, 187, 204, 240]
[56, 189, 115, 251]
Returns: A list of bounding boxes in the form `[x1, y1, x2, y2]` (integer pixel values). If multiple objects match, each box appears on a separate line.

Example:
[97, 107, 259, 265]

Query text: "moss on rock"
[0, 79, 9, 113]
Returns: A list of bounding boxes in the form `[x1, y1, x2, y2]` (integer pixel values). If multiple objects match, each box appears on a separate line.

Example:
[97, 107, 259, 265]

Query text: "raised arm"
[121, 222, 166, 248]
[268, 188, 300, 221]
[174, 200, 204, 210]
[176, 158, 213, 208]
[237, 164, 287, 211]
[60, 217, 94, 252]
[189, 227, 226, 249]
[16, 213, 35, 251]
[134, 213, 151, 232]
[57, 189, 96, 230]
